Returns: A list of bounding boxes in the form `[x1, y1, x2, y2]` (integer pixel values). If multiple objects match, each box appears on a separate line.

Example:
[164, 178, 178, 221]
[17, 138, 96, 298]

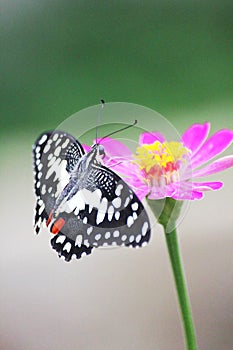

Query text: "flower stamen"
[133, 141, 190, 188]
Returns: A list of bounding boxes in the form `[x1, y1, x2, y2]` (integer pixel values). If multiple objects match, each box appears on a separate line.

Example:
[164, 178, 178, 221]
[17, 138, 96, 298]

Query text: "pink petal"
[192, 155, 233, 178]
[166, 183, 204, 200]
[82, 144, 91, 152]
[148, 182, 196, 200]
[173, 190, 204, 200]
[169, 180, 222, 200]
[181, 122, 210, 155]
[139, 131, 165, 145]
[148, 186, 168, 200]
[130, 182, 149, 200]
[168, 182, 204, 200]
[105, 158, 135, 176]
[191, 181, 223, 191]
[96, 137, 132, 158]
[191, 129, 233, 169]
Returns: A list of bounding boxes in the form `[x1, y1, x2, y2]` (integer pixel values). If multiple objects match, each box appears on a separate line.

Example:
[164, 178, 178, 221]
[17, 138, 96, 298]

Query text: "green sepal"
[147, 197, 183, 233]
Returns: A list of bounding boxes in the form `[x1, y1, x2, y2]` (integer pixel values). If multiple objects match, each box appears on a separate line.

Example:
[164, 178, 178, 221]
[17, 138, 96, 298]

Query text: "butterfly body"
[51, 144, 102, 219]
[33, 130, 151, 261]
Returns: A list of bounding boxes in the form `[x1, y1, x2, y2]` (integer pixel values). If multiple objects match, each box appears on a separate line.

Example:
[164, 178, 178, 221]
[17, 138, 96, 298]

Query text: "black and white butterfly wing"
[49, 162, 151, 261]
[33, 130, 85, 234]
[33, 130, 151, 262]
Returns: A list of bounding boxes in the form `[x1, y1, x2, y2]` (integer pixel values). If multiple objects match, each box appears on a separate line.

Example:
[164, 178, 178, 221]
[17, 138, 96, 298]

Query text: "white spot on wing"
[129, 235, 134, 242]
[127, 216, 134, 227]
[63, 242, 72, 252]
[45, 158, 61, 180]
[142, 221, 149, 236]
[75, 235, 83, 247]
[121, 235, 127, 241]
[95, 233, 101, 241]
[53, 133, 59, 141]
[35, 146, 40, 154]
[41, 184, 46, 195]
[61, 139, 69, 149]
[112, 197, 121, 208]
[131, 202, 138, 211]
[84, 239, 90, 247]
[54, 146, 61, 157]
[124, 197, 130, 207]
[82, 188, 102, 209]
[115, 211, 120, 220]
[38, 134, 48, 145]
[105, 232, 111, 239]
[55, 138, 61, 146]
[87, 227, 93, 235]
[67, 191, 86, 214]
[56, 235, 66, 244]
[43, 144, 51, 153]
[96, 197, 108, 225]
[113, 230, 120, 238]
[48, 156, 56, 167]
[38, 203, 45, 215]
[57, 160, 69, 190]
[107, 205, 114, 221]
[115, 184, 123, 196]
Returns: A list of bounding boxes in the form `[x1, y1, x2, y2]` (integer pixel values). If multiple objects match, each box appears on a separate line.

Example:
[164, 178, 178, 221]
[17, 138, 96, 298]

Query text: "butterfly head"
[91, 143, 105, 161]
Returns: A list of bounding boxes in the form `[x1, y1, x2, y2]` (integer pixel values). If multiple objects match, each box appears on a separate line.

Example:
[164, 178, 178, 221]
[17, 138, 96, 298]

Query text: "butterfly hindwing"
[47, 163, 151, 261]
[51, 233, 93, 261]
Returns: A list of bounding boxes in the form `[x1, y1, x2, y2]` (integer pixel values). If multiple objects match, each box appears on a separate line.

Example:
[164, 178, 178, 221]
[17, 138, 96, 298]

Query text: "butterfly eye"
[98, 144, 105, 156]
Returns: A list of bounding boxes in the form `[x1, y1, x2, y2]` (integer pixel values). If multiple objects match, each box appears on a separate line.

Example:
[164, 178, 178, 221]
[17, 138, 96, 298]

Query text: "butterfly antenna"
[96, 99, 105, 144]
[99, 120, 137, 143]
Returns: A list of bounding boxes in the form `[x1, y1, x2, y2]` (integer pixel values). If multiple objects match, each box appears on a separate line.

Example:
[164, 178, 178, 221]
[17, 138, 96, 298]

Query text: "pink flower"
[96, 123, 233, 201]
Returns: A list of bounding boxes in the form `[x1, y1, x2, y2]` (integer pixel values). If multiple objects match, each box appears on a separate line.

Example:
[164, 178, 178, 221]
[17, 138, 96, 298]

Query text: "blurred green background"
[1, 1, 233, 350]
[1, 0, 233, 137]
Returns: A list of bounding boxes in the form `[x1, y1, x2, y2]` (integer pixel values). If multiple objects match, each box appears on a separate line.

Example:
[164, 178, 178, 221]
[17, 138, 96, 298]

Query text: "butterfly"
[33, 130, 151, 261]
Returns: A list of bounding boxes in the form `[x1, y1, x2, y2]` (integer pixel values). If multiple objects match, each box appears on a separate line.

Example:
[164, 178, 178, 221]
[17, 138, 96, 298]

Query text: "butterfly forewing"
[33, 131, 85, 234]
[33, 130, 151, 261]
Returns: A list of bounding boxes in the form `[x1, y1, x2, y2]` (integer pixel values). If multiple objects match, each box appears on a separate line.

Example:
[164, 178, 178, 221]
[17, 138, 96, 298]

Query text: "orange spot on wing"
[51, 218, 65, 235]
[46, 211, 53, 226]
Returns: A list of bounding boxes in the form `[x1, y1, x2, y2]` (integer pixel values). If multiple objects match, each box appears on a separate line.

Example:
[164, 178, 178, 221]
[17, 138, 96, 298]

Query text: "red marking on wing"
[51, 218, 66, 235]
[46, 211, 53, 226]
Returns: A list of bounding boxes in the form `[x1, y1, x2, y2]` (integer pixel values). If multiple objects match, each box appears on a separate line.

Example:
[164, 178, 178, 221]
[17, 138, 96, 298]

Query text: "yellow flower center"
[134, 141, 190, 186]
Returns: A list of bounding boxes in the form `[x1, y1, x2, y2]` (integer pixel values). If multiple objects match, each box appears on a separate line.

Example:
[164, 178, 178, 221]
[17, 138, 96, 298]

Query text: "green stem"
[147, 197, 197, 350]
[165, 228, 197, 350]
